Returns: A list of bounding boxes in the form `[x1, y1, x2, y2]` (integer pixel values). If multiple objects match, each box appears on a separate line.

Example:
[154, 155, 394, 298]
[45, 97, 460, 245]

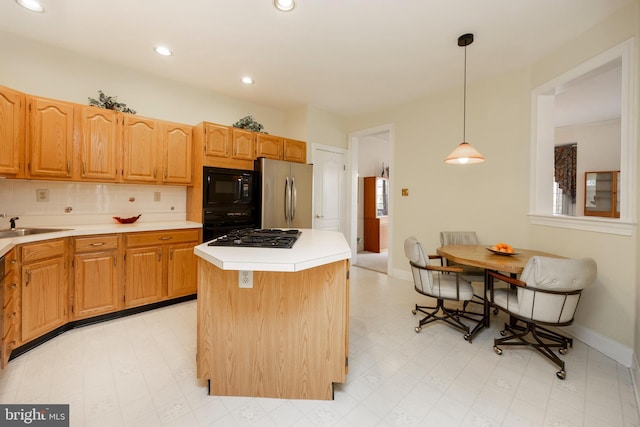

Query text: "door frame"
[347, 123, 395, 274]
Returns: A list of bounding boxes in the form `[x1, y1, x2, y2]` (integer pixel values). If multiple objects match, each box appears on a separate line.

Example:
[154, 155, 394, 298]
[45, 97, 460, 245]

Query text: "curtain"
[554, 144, 577, 201]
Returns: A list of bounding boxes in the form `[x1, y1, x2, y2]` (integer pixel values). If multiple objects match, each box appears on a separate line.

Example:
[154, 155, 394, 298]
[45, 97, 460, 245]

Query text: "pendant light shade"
[445, 33, 485, 165]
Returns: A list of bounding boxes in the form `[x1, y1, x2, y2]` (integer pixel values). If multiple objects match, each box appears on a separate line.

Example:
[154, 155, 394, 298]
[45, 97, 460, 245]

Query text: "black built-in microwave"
[203, 167, 254, 207]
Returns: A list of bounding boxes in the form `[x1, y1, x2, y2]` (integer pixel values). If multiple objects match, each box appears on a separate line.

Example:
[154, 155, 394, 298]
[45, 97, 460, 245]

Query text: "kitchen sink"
[0, 228, 69, 238]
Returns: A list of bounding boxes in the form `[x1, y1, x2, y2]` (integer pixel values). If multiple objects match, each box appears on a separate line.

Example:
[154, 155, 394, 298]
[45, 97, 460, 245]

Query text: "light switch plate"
[239, 270, 253, 288]
[154, 192, 161, 202]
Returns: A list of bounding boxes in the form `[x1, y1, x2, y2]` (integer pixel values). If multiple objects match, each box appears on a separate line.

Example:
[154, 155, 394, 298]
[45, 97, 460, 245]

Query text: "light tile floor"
[1, 266, 638, 426]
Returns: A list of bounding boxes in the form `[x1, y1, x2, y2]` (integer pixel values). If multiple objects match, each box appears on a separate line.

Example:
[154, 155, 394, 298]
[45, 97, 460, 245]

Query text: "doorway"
[348, 124, 394, 275]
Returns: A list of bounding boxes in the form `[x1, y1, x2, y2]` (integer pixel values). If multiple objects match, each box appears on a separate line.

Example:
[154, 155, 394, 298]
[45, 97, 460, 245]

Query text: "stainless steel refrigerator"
[255, 158, 313, 229]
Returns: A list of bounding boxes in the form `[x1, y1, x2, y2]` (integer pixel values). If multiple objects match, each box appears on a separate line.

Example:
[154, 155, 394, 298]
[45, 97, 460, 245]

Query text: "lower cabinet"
[20, 239, 68, 343]
[72, 235, 121, 320]
[124, 229, 200, 308]
[1, 249, 18, 368]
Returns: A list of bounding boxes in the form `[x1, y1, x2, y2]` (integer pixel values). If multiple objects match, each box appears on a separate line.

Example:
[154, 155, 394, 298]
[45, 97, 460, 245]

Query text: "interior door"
[313, 147, 346, 232]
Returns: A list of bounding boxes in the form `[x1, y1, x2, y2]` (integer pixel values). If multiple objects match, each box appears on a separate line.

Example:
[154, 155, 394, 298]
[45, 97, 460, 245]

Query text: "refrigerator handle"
[291, 177, 297, 222]
[284, 176, 290, 222]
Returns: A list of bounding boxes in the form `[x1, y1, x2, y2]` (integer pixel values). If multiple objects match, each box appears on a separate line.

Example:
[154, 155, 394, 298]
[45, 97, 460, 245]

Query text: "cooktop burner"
[207, 229, 301, 249]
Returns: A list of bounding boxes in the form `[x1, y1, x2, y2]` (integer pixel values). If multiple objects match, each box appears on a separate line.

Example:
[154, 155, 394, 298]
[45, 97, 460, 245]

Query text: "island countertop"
[193, 228, 351, 272]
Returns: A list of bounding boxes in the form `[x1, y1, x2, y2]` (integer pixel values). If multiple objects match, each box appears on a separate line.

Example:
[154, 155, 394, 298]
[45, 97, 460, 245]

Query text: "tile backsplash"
[0, 179, 188, 227]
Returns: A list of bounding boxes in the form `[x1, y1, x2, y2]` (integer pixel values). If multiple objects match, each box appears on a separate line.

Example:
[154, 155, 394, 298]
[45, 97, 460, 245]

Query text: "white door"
[313, 146, 346, 232]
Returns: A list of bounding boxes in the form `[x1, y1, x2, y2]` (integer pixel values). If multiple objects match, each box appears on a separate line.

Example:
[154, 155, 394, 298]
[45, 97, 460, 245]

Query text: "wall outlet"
[154, 192, 161, 202]
[36, 188, 49, 202]
[238, 270, 253, 288]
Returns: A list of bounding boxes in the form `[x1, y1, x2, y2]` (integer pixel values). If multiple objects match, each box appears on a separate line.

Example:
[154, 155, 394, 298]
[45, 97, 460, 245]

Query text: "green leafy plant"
[233, 115, 266, 133]
[88, 90, 137, 114]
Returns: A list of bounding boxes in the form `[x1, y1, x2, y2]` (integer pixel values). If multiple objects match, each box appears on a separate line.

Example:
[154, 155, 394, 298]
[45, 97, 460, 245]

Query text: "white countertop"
[0, 221, 202, 258]
[194, 229, 351, 272]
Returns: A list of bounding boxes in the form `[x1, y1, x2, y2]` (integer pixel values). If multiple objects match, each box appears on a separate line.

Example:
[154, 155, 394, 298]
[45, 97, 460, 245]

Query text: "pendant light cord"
[463, 43, 467, 143]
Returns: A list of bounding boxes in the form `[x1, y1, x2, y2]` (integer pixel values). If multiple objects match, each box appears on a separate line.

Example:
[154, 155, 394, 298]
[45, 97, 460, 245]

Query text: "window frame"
[529, 37, 637, 236]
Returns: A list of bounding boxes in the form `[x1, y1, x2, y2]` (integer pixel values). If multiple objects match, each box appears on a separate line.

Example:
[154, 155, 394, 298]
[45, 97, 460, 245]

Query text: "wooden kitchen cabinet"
[1, 249, 19, 368]
[77, 105, 119, 181]
[231, 128, 256, 161]
[72, 235, 121, 320]
[162, 121, 193, 184]
[203, 122, 231, 159]
[26, 96, 74, 179]
[0, 85, 25, 177]
[167, 243, 198, 298]
[121, 113, 160, 183]
[20, 239, 68, 343]
[124, 229, 200, 308]
[283, 138, 306, 163]
[255, 134, 282, 160]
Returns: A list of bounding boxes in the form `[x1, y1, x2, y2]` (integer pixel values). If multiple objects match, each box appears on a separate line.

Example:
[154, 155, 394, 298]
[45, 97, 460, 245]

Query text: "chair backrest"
[440, 231, 479, 246]
[404, 236, 434, 294]
[517, 256, 597, 324]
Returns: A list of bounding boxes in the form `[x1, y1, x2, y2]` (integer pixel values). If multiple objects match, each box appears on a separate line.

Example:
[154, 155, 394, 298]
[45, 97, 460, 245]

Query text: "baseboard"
[631, 354, 640, 416]
[565, 322, 633, 367]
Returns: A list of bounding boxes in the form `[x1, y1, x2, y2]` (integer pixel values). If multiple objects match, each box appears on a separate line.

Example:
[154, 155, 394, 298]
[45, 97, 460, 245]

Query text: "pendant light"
[445, 33, 485, 165]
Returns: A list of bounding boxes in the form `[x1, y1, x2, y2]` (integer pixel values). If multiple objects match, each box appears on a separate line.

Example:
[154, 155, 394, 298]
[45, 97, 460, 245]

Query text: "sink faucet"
[9, 217, 19, 230]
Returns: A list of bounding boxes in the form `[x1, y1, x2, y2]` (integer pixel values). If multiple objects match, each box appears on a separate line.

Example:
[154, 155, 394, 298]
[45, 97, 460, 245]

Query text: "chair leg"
[412, 298, 481, 337]
[493, 321, 569, 380]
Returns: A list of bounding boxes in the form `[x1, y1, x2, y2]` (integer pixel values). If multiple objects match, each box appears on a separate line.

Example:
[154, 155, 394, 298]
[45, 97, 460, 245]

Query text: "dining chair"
[404, 236, 482, 340]
[439, 231, 485, 308]
[488, 256, 597, 379]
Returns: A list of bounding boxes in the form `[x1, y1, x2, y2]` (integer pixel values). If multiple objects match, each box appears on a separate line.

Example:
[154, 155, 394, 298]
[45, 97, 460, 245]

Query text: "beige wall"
[345, 2, 638, 354]
[0, 30, 288, 134]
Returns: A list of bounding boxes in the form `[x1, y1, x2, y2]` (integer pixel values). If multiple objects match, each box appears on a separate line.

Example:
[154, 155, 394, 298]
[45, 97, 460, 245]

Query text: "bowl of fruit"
[113, 214, 142, 224]
[487, 243, 520, 256]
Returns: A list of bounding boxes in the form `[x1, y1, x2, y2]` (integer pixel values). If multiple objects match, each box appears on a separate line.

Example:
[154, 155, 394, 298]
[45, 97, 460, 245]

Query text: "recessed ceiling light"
[241, 76, 255, 85]
[274, 0, 295, 12]
[154, 46, 172, 56]
[16, 0, 44, 13]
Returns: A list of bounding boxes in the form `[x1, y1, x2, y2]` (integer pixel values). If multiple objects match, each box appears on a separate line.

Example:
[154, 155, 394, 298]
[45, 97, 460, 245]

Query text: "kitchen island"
[194, 229, 351, 400]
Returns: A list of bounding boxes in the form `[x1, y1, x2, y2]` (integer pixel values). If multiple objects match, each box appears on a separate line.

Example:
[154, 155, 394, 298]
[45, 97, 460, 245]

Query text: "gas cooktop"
[207, 228, 301, 249]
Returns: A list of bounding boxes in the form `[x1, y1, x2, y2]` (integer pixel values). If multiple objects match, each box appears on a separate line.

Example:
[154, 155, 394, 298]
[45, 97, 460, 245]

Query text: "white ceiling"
[0, 0, 628, 119]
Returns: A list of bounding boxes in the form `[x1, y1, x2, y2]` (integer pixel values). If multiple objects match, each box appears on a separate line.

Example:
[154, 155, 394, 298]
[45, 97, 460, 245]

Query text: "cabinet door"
[122, 114, 160, 183]
[231, 128, 255, 160]
[163, 122, 193, 184]
[255, 134, 282, 160]
[27, 96, 74, 178]
[79, 106, 119, 181]
[0, 86, 25, 177]
[204, 123, 230, 158]
[21, 257, 67, 342]
[124, 246, 163, 307]
[283, 138, 306, 163]
[167, 243, 197, 298]
[73, 251, 119, 319]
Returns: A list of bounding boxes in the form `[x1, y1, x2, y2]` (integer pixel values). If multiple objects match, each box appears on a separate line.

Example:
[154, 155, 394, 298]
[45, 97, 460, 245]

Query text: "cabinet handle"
[160, 236, 172, 241]
[82, 162, 86, 176]
[7, 311, 16, 319]
[90, 242, 106, 246]
[113, 255, 117, 267]
[67, 160, 71, 174]
[169, 248, 173, 260]
[153, 167, 157, 178]
[157, 250, 162, 262]
[9, 259, 16, 265]
[25, 270, 30, 285]
[8, 340, 16, 349]
[8, 283, 17, 290]
[164, 169, 168, 179]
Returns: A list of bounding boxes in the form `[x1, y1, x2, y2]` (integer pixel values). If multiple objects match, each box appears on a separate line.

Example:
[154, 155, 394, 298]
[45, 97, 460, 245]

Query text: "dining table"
[436, 244, 561, 342]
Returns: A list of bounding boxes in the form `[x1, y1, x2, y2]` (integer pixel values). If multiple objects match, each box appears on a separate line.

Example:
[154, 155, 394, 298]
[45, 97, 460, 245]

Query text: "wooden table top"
[436, 245, 561, 274]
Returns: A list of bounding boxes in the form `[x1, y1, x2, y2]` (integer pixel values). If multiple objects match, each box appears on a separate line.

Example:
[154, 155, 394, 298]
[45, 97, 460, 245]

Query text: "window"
[529, 38, 636, 236]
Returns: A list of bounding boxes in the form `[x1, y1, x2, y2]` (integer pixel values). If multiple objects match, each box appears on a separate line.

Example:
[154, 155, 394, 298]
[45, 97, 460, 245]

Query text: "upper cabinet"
[77, 105, 119, 181]
[283, 138, 306, 163]
[26, 96, 74, 179]
[231, 128, 256, 161]
[162, 121, 193, 184]
[122, 114, 160, 183]
[584, 170, 620, 218]
[203, 122, 230, 158]
[255, 134, 282, 160]
[0, 86, 25, 177]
